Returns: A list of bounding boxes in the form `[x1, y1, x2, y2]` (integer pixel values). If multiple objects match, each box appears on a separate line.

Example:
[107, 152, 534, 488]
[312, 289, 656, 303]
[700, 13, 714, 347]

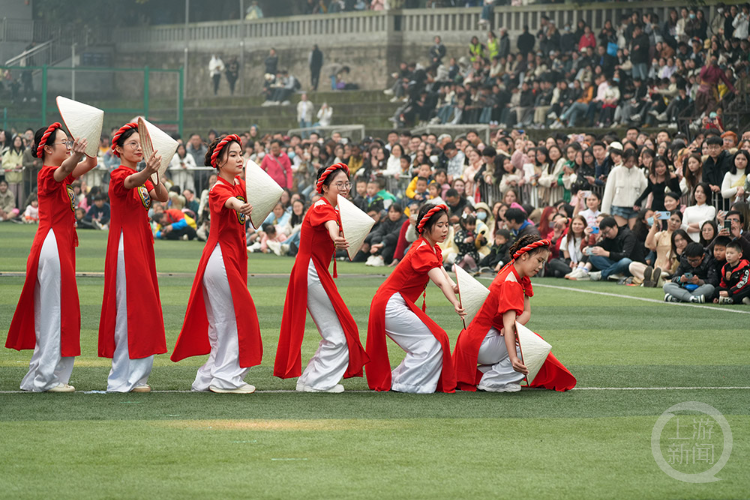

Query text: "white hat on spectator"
[56, 96, 103, 158]
[138, 117, 178, 185]
[608, 141, 623, 153]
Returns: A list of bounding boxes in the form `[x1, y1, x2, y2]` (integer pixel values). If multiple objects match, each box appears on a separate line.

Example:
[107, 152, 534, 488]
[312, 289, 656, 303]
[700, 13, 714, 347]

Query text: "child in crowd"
[478, 228, 512, 272]
[364, 180, 384, 210]
[85, 193, 111, 229]
[411, 177, 429, 202]
[405, 164, 433, 199]
[0, 179, 19, 221]
[259, 223, 287, 255]
[433, 168, 450, 198]
[715, 240, 750, 305]
[352, 178, 368, 212]
[427, 181, 445, 205]
[454, 214, 480, 273]
[577, 190, 601, 229]
[75, 207, 97, 230]
[663, 242, 718, 303]
[23, 197, 39, 223]
[710, 236, 730, 279]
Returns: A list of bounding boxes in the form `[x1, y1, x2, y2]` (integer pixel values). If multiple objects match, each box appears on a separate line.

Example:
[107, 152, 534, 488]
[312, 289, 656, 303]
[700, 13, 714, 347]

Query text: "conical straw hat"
[245, 159, 284, 229]
[454, 265, 490, 324]
[55, 96, 103, 158]
[337, 194, 376, 261]
[137, 117, 178, 185]
[515, 321, 551, 385]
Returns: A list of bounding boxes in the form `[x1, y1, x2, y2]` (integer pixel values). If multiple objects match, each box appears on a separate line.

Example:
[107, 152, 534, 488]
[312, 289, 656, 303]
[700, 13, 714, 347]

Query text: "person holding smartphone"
[663, 242, 719, 303]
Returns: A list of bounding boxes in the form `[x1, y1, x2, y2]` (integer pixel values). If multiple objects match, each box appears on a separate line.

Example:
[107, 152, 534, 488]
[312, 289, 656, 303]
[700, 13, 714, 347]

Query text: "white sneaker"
[664, 293, 678, 303]
[280, 243, 290, 255]
[301, 384, 345, 393]
[281, 100, 291, 106]
[575, 270, 591, 281]
[589, 271, 602, 281]
[478, 382, 522, 393]
[565, 268, 582, 280]
[608, 272, 626, 281]
[719, 296, 734, 305]
[742, 297, 750, 305]
[365, 255, 376, 266]
[209, 383, 256, 394]
[383, 89, 394, 95]
[47, 383, 75, 393]
[371, 255, 385, 267]
[390, 96, 400, 102]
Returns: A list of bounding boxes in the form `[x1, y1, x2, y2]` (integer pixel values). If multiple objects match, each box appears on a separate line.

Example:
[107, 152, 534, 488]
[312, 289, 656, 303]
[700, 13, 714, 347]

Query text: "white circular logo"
[651, 401, 732, 483]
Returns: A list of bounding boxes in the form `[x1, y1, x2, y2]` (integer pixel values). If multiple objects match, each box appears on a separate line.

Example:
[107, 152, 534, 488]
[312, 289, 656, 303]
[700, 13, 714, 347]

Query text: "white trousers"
[476, 327, 525, 390]
[296, 260, 349, 391]
[20, 229, 75, 392]
[107, 231, 154, 392]
[384, 293, 443, 394]
[192, 244, 250, 391]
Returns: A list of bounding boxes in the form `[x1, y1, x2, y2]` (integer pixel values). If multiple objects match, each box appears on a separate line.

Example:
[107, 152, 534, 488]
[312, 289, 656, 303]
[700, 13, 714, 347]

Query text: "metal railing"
[287, 124, 366, 141]
[411, 124, 491, 144]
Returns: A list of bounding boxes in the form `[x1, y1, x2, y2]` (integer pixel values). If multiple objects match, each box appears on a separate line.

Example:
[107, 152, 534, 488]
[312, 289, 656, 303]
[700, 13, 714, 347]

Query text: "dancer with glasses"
[98, 123, 169, 393]
[6, 123, 97, 392]
[274, 163, 368, 393]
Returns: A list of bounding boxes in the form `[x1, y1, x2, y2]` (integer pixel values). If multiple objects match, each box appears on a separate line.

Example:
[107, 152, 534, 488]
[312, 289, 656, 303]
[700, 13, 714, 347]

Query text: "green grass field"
[1, 225, 748, 499]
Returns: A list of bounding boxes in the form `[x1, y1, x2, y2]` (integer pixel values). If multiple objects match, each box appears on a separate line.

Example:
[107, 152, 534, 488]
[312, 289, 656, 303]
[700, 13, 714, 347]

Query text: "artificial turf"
[0, 225, 748, 499]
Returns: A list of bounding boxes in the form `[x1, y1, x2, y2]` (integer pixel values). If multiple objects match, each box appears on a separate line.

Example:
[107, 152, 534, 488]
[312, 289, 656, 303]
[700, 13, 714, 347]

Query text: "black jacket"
[671, 253, 719, 287]
[702, 151, 733, 187]
[517, 32, 535, 55]
[597, 226, 645, 263]
[630, 33, 651, 64]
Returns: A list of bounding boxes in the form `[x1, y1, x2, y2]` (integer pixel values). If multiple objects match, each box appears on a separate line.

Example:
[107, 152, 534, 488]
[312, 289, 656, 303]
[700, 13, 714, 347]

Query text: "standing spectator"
[261, 140, 293, 189]
[429, 36, 446, 67]
[186, 134, 208, 190]
[630, 25, 651, 81]
[2, 134, 25, 209]
[517, 26, 535, 56]
[314, 102, 333, 128]
[733, 3, 750, 40]
[498, 28, 511, 60]
[682, 183, 716, 243]
[297, 93, 315, 139]
[264, 48, 278, 76]
[169, 143, 197, 193]
[696, 56, 735, 114]
[601, 150, 647, 229]
[245, 0, 263, 19]
[309, 44, 324, 91]
[209, 55, 225, 96]
[0, 179, 19, 221]
[225, 57, 240, 96]
[702, 136, 732, 200]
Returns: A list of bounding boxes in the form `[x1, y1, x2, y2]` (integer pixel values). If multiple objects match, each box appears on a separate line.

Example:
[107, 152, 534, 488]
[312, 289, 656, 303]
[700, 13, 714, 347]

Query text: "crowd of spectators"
[2, 120, 749, 304]
[384, 4, 750, 133]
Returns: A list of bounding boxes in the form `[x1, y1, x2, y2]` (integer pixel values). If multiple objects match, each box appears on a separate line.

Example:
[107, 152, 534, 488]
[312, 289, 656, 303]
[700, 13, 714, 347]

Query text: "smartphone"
[724, 220, 732, 230]
[591, 227, 600, 234]
[582, 190, 592, 198]
[658, 211, 671, 220]
[517, 129, 525, 135]
[584, 247, 593, 256]
[684, 272, 693, 279]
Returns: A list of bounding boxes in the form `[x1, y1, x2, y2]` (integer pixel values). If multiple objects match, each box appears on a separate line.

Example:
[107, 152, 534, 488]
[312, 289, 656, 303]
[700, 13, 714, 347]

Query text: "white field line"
[531, 282, 750, 315]
[1, 387, 749, 395]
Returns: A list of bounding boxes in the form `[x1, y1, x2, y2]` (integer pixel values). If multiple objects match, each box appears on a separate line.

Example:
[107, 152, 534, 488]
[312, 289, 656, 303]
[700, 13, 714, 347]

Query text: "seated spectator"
[153, 209, 198, 240]
[454, 213, 480, 273]
[663, 242, 718, 303]
[263, 201, 291, 234]
[715, 240, 750, 305]
[587, 216, 644, 281]
[682, 182, 716, 242]
[478, 228, 512, 272]
[629, 211, 683, 287]
[85, 193, 111, 229]
[366, 204, 406, 267]
[504, 206, 540, 241]
[23, 196, 39, 223]
[549, 215, 586, 278]
[0, 179, 19, 221]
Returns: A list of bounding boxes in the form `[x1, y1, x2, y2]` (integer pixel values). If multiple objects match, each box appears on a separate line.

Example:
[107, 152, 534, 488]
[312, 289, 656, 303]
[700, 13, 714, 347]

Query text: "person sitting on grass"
[586, 216, 643, 281]
[454, 213, 480, 274]
[663, 242, 718, 303]
[629, 210, 683, 287]
[709, 235, 731, 286]
[504, 207, 540, 241]
[85, 193, 111, 230]
[153, 209, 198, 240]
[478, 228, 512, 273]
[548, 215, 586, 278]
[0, 179, 19, 221]
[715, 240, 750, 305]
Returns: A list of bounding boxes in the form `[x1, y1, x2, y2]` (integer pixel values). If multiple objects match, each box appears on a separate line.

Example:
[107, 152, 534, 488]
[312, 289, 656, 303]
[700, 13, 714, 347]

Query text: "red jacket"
[260, 153, 293, 189]
[719, 259, 750, 297]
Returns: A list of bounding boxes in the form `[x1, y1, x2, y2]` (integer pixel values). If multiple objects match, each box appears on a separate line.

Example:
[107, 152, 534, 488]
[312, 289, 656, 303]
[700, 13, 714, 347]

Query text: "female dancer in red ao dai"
[171, 135, 262, 394]
[366, 204, 466, 393]
[98, 123, 169, 393]
[274, 163, 368, 393]
[6, 124, 96, 392]
[453, 235, 576, 392]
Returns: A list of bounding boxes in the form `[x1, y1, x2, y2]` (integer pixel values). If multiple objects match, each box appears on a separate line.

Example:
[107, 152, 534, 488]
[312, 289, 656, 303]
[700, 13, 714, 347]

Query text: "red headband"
[111, 122, 138, 157]
[512, 239, 551, 260]
[210, 134, 242, 168]
[36, 122, 62, 159]
[417, 204, 448, 234]
[316, 162, 350, 194]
